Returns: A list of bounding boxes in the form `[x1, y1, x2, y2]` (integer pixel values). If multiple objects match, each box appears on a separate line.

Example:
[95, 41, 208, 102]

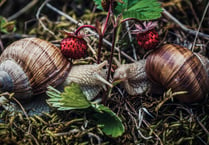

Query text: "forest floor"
[0, 0, 209, 144]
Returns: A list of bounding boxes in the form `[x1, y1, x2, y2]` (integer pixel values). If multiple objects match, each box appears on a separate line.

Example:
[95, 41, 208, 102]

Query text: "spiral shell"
[0, 38, 71, 101]
[145, 44, 209, 103]
[114, 44, 209, 103]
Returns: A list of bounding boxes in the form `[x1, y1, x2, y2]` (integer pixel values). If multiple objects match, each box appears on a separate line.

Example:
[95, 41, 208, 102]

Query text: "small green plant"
[47, 84, 124, 137]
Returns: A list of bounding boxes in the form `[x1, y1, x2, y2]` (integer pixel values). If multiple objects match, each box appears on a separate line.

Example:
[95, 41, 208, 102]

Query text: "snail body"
[114, 44, 209, 103]
[0, 38, 111, 103]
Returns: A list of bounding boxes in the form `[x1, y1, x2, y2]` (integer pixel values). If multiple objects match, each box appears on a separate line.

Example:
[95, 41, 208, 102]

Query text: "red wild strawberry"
[132, 21, 159, 50]
[60, 34, 88, 59]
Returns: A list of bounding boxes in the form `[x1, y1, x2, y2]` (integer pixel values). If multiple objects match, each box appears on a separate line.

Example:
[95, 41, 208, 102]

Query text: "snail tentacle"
[63, 61, 112, 101]
[114, 44, 209, 103]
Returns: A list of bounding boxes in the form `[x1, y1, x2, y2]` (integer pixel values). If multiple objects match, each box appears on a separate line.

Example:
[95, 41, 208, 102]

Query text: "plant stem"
[120, 17, 145, 29]
[106, 1, 116, 82]
[102, 9, 111, 36]
[46, 3, 135, 62]
[74, 24, 104, 64]
[97, 34, 103, 64]
[74, 25, 97, 35]
[97, 5, 111, 64]
[107, 25, 117, 81]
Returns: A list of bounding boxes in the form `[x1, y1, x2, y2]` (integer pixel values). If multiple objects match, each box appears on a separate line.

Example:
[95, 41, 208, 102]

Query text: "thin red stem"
[74, 25, 97, 35]
[102, 9, 111, 36]
[74, 24, 104, 63]
[97, 2, 112, 64]
[106, 1, 115, 81]
[120, 17, 145, 29]
[107, 25, 117, 81]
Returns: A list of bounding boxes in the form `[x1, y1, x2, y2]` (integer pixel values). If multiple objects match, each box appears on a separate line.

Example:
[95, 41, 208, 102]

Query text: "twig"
[12, 97, 40, 145]
[0, 39, 4, 53]
[0, 17, 4, 52]
[8, 0, 38, 21]
[125, 101, 153, 140]
[142, 119, 163, 145]
[0, 0, 7, 6]
[162, 8, 209, 40]
[192, 1, 209, 51]
[1, 33, 35, 39]
[36, 0, 55, 36]
[125, 21, 137, 60]
[88, 132, 102, 145]
[46, 3, 135, 62]
[196, 117, 209, 136]
[11, 97, 29, 122]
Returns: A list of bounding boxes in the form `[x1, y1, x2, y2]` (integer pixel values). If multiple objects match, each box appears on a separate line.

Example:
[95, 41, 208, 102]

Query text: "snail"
[114, 44, 209, 103]
[0, 38, 112, 103]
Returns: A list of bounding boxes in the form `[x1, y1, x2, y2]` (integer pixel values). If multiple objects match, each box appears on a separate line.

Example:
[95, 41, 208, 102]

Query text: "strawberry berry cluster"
[136, 29, 159, 50]
[60, 2, 159, 59]
[133, 21, 159, 50]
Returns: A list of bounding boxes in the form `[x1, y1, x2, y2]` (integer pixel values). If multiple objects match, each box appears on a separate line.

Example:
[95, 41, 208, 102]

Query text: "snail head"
[66, 60, 113, 88]
[113, 64, 131, 82]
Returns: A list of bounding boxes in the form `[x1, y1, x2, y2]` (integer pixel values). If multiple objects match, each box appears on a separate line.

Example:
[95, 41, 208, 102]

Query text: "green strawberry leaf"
[47, 84, 125, 137]
[122, 0, 162, 20]
[92, 104, 125, 138]
[92, 0, 162, 20]
[114, 0, 138, 12]
[46, 84, 91, 110]
[93, 0, 103, 10]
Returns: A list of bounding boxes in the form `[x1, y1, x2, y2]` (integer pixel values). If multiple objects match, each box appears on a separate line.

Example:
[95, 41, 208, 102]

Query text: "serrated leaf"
[123, 0, 162, 20]
[92, 104, 125, 137]
[47, 84, 91, 110]
[93, 0, 162, 20]
[115, 0, 138, 12]
[123, 10, 162, 20]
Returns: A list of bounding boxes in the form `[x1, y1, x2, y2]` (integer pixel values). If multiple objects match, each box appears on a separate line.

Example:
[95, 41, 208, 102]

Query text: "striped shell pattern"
[0, 38, 71, 101]
[146, 44, 209, 103]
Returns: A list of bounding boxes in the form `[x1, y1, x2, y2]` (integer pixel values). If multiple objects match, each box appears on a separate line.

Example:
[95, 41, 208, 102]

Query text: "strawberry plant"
[47, 84, 124, 137]
[92, 0, 162, 80]
[49, 0, 162, 138]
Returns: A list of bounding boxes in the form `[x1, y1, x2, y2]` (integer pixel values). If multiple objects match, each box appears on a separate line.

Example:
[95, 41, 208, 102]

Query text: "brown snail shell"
[0, 38, 111, 102]
[146, 44, 209, 103]
[114, 44, 209, 103]
[0, 38, 71, 101]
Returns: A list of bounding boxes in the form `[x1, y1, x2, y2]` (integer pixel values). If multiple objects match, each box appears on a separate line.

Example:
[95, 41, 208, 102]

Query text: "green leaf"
[122, 0, 162, 20]
[92, 104, 125, 137]
[115, 0, 139, 12]
[46, 84, 91, 110]
[46, 85, 124, 137]
[93, 0, 103, 10]
[92, 0, 162, 20]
